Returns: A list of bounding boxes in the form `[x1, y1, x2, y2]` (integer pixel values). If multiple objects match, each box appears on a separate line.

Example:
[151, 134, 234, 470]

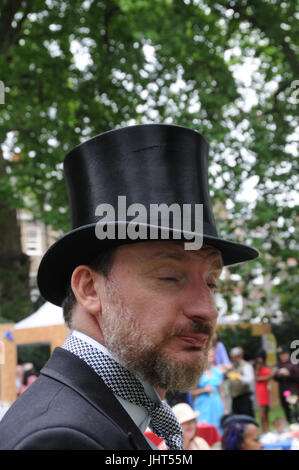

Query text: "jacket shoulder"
[0, 373, 135, 450]
[0, 349, 147, 450]
[14, 427, 105, 450]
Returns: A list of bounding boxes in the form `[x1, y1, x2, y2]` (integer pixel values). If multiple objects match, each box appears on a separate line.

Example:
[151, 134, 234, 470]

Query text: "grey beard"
[101, 279, 210, 392]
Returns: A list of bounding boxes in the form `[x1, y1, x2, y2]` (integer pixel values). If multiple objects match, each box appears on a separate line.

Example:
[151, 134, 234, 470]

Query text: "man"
[273, 346, 299, 423]
[0, 124, 258, 449]
[227, 347, 255, 417]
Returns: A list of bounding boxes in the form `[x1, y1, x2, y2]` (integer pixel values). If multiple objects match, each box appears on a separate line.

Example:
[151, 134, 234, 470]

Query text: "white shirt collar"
[72, 330, 161, 435]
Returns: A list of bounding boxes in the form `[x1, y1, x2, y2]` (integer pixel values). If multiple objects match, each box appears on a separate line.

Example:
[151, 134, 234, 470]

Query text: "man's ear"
[71, 265, 102, 316]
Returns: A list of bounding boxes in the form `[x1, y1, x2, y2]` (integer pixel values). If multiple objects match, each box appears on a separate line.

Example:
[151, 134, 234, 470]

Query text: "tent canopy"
[14, 302, 64, 329]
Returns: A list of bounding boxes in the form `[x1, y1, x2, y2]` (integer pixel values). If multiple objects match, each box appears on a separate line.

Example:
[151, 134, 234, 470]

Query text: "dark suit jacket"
[0, 348, 153, 450]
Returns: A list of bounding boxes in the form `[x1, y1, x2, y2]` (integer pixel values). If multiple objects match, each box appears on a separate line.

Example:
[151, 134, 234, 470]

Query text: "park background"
[0, 0, 298, 425]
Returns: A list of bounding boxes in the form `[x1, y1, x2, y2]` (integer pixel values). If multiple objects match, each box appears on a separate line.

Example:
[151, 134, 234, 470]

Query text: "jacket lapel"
[41, 347, 153, 450]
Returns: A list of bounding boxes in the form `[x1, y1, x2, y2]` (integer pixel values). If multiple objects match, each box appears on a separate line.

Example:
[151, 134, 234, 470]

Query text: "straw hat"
[172, 403, 199, 425]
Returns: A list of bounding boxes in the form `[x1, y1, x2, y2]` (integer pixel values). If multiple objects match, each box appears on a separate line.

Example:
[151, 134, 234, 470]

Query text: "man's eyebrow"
[151, 251, 186, 262]
[151, 249, 223, 269]
[212, 260, 223, 271]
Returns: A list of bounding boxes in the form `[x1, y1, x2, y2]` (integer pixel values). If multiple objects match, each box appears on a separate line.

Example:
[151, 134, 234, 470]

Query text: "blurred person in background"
[272, 346, 299, 423]
[221, 414, 263, 450]
[15, 364, 23, 397]
[191, 348, 228, 432]
[254, 350, 272, 434]
[213, 334, 232, 413]
[227, 347, 255, 417]
[273, 417, 289, 435]
[158, 403, 210, 450]
[165, 390, 193, 408]
[213, 334, 232, 373]
[19, 364, 37, 395]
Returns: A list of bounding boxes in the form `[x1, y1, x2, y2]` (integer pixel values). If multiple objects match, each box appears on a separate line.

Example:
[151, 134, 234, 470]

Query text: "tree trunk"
[0, 144, 31, 322]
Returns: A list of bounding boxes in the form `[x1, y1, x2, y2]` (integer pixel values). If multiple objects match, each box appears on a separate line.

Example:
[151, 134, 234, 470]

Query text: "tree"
[217, 325, 261, 361]
[0, 0, 297, 326]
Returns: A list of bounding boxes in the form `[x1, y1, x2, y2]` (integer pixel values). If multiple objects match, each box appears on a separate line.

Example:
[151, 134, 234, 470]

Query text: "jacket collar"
[41, 347, 153, 450]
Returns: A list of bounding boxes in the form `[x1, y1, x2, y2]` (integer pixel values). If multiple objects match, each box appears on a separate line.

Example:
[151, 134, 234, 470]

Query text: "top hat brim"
[37, 222, 259, 307]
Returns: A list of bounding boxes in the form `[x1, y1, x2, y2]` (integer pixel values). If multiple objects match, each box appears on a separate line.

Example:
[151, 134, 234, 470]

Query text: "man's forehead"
[121, 240, 223, 269]
[151, 244, 223, 268]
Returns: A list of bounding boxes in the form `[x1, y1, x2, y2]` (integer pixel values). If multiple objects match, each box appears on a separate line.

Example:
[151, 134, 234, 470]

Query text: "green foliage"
[17, 343, 51, 373]
[0, 0, 298, 323]
[255, 405, 285, 431]
[217, 326, 262, 361]
[0, 253, 32, 322]
[272, 319, 299, 349]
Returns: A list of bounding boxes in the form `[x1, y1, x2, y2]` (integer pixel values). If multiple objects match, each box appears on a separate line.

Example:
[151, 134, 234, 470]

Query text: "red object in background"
[196, 423, 221, 446]
[256, 366, 271, 406]
[145, 430, 163, 447]
[145, 423, 221, 448]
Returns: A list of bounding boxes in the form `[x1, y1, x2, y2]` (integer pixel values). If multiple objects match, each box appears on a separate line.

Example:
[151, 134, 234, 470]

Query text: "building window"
[25, 227, 42, 256]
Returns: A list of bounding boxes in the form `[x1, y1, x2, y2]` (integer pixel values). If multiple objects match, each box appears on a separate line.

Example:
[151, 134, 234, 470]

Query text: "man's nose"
[182, 282, 218, 324]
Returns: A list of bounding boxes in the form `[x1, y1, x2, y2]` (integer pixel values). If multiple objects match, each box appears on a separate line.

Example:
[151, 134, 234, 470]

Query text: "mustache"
[170, 321, 214, 339]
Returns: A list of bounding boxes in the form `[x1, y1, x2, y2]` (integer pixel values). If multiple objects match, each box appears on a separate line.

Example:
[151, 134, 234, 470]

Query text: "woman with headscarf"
[221, 415, 263, 450]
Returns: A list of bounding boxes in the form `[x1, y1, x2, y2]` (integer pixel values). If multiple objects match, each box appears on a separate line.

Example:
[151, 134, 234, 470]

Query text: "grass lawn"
[255, 405, 286, 431]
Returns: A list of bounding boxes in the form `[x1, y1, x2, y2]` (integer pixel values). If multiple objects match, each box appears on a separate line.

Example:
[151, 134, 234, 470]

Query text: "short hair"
[222, 421, 249, 450]
[62, 247, 116, 328]
[23, 367, 36, 386]
[221, 415, 259, 450]
[230, 346, 244, 358]
[255, 349, 266, 362]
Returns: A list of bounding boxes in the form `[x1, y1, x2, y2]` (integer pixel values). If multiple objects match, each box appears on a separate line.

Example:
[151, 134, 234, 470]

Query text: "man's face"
[231, 355, 241, 365]
[98, 241, 222, 392]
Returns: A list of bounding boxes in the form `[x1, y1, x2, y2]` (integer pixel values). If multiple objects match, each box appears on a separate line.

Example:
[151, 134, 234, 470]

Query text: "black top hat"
[37, 124, 259, 306]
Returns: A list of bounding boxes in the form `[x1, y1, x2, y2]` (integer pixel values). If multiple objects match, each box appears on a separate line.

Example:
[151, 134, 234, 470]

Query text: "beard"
[101, 279, 213, 392]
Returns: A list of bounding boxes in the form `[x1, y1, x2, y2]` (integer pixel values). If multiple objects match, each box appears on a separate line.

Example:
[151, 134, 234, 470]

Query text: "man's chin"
[137, 347, 209, 392]
[173, 344, 208, 356]
[164, 344, 209, 367]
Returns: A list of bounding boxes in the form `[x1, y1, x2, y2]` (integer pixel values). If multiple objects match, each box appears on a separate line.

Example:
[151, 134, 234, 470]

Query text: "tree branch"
[281, 42, 299, 76]
[232, 3, 299, 76]
[0, 0, 33, 57]
[103, 5, 120, 50]
[0, 0, 24, 45]
[263, 79, 290, 115]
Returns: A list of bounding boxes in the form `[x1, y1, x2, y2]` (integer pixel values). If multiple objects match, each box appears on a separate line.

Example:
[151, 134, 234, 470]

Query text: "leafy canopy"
[0, 0, 298, 326]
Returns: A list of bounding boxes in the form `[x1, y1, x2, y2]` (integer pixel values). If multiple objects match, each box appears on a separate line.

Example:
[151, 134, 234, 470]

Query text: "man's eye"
[159, 277, 180, 282]
[208, 283, 218, 291]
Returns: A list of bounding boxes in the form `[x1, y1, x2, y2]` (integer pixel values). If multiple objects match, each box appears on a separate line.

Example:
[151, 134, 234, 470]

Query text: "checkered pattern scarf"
[63, 333, 183, 450]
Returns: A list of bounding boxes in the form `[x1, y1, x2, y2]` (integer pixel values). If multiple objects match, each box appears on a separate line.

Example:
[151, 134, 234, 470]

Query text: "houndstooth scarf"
[63, 333, 183, 450]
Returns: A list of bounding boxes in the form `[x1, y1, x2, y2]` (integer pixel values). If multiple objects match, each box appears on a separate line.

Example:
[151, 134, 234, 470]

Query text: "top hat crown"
[37, 124, 258, 306]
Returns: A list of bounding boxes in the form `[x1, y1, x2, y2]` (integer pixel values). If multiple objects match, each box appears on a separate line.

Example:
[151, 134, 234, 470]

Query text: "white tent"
[14, 302, 64, 329]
